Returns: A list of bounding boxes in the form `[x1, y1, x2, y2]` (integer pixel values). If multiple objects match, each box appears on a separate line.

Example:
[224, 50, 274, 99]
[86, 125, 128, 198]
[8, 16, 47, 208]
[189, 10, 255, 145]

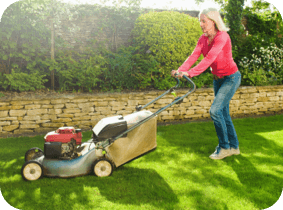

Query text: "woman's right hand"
[171, 70, 178, 77]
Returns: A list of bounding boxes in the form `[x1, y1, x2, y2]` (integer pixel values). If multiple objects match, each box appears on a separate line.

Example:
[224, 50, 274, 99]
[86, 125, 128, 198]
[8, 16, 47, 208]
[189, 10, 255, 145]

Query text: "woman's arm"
[177, 37, 203, 73]
[187, 32, 228, 77]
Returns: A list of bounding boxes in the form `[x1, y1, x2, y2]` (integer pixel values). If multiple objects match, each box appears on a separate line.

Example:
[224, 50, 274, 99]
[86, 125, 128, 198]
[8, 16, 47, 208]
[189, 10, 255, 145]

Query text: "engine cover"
[92, 111, 153, 142]
[92, 115, 127, 141]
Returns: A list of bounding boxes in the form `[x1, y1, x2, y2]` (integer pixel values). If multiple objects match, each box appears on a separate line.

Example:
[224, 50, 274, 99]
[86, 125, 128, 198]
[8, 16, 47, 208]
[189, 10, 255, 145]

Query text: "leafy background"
[0, 0, 282, 93]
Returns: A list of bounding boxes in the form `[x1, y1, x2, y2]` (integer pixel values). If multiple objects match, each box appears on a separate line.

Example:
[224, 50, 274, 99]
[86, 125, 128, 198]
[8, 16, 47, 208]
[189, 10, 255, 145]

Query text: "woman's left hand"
[177, 72, 189, 78]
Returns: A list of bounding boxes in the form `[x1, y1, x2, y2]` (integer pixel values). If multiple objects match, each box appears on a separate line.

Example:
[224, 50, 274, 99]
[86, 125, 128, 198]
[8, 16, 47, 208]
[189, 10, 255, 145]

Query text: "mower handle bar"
[96, 74, 196, 149]
[138, 74, 195, 110]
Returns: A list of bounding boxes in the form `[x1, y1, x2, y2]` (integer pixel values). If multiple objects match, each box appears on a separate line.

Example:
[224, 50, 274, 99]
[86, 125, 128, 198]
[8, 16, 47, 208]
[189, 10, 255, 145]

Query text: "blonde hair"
[199, 8, 229, 32]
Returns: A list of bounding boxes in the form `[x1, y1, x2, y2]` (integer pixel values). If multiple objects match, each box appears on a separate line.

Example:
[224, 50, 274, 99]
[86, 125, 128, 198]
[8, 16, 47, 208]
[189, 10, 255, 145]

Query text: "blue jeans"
[210, 71, 241, 149]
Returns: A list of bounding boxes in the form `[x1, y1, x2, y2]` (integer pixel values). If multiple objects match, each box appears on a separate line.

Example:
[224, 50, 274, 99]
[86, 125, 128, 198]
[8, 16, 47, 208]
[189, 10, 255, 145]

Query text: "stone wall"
[0, 85, 283, 138]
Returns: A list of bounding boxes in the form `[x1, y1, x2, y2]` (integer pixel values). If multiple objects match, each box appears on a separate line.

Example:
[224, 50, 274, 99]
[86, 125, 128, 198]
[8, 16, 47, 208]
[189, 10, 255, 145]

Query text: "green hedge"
[131, 11, 204, 89]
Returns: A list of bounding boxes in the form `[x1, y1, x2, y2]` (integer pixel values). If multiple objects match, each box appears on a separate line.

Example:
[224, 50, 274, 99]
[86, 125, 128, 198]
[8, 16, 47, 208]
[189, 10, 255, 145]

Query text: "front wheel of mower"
[25, 147, 44, 162]
[21, 161, 43, 181]
[92, 158, 113, 177]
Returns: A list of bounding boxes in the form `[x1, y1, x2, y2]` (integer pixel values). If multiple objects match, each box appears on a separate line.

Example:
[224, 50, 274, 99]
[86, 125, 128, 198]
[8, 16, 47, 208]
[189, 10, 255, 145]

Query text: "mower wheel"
[25, 147, 44, 162]
[21, 161, 43, 181]
[92, 158, 113, 177]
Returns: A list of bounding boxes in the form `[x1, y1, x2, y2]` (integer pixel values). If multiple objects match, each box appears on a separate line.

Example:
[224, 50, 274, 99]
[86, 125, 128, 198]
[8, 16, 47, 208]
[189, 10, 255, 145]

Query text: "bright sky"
[58, 0, 278, 11]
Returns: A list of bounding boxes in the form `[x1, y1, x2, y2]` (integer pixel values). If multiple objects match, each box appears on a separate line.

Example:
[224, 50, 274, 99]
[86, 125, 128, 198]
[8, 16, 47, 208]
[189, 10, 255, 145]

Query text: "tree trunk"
[112, 24, 118, 52]
[115, 24, 118, 52]
[51, 19, 55, 91]
[276, 13, 282, 38]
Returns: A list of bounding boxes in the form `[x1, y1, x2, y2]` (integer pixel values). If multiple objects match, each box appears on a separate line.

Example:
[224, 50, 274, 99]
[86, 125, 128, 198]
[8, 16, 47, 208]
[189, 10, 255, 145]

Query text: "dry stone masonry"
[0, 85, 283, 138]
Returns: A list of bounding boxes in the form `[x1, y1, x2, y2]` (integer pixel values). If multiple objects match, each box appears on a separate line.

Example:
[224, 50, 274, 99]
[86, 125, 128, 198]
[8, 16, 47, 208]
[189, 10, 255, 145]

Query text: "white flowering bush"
[238, 43, 283, 86]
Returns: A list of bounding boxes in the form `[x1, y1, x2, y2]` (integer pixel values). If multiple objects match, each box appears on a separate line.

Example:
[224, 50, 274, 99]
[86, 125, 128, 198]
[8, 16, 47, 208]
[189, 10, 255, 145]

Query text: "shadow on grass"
[0, 135, 178, 210]
[226, 155, 282, 208]
[147, 114, 283, 209]
[98, 166, 179, 207]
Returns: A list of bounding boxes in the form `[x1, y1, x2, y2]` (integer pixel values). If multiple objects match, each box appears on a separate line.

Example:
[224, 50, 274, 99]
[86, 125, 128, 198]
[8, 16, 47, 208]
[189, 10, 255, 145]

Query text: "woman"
[171, 7, 241, 160]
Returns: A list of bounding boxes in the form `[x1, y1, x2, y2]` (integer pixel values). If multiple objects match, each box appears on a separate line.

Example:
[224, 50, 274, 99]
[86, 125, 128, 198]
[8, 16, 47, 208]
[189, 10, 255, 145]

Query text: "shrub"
[233, 8, 283, 65]
[131, 53, 160, 90]
[0, 69, 47, 92]
[0, 1, 71, 92]
[238, 43, 283, 86]
[100, 46, 160, 91]
[131, 11, 203, 89]
[243, 9, 282, 39]
[233, 34, 276, 66]
[101, 46, 137, 91]
[51, 50, 108, 92]
[0, 1, 68, 76]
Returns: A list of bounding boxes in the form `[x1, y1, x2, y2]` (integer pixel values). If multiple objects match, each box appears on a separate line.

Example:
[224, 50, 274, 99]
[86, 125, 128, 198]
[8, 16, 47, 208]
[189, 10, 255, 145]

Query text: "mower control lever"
[135, 105, 142, 111]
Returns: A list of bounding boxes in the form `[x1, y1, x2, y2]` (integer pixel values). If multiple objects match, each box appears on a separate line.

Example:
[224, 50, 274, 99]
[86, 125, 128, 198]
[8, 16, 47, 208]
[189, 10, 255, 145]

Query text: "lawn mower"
[21, 75, 196, 181]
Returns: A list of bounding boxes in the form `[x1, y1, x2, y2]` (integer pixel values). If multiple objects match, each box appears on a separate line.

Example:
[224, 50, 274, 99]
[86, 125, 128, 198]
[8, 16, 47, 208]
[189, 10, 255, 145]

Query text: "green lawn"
[1, 114, 283, 210]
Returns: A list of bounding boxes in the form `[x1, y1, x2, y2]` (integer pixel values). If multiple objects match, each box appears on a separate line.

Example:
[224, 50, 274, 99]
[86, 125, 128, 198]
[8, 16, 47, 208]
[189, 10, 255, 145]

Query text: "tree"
[225, 0, 245, 48]
[249, 0, 272, 12]
[0, 1, 50, 75]
[18, 0, 79, 90]
[82, 0, 143, 52]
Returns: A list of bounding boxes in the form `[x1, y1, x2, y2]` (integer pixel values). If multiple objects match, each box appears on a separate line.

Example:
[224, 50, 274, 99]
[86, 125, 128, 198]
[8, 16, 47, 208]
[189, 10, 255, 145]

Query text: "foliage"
[232, 1, 283, 65]
[17, 0, 81, 90]
[18, 0, 80, 38]
[132, 53, 161, 89]
[243, 4, 283, 39]
[0, 1, 50, 75]
[0, 0, 75, 92]
[74, 0, 143, 52]
[100, 46, 136, 91]
[238, 43, 283, 86]
[1, 1, 283, 92]
[34, 49, 108, 92]
[100, 45, 160, 91]
[0, 69, 47, 91]
[131, 11, 203, 89]
[212, 0, 276, 18]
[234, 34, 275, 68]
[249, 0, 275, 13]
[225, 0, 245, 53]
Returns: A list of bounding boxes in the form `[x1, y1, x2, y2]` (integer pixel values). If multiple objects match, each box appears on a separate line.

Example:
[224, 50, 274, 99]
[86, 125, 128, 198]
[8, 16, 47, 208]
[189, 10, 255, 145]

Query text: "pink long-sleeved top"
[178, 31, 238, 78]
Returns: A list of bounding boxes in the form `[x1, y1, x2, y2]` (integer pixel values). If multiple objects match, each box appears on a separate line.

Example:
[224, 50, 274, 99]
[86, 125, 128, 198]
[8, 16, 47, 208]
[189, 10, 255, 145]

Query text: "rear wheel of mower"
[93, 158, 113, 177]
[21, 161, 43, 181]
[25, 147, 44, 162]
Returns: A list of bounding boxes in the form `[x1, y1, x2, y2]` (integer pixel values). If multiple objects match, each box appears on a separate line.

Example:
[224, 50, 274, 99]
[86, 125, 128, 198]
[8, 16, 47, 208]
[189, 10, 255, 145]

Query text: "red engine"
[44, 127, 82, 144]
[44, 127, 83, 159]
